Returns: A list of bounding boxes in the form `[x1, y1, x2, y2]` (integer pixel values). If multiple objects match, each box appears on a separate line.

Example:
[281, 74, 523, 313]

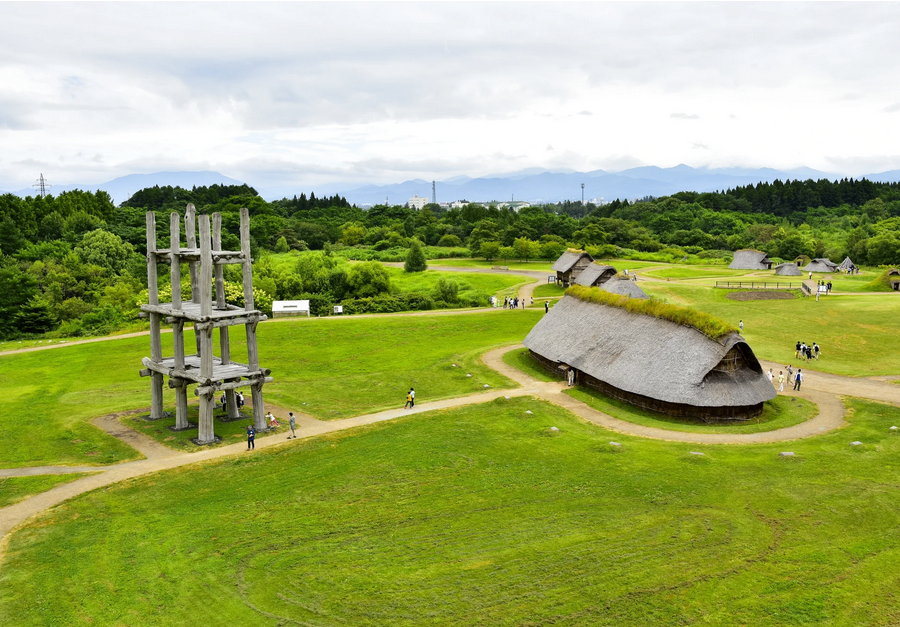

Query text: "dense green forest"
[0, 177, 898, 340]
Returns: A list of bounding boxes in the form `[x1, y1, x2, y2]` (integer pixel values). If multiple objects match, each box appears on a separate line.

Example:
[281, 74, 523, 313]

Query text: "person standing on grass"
[795, 341, 801, 358]
[814, 343, 820, 360]
[794, 369, 803, 391]
[544, 301, 549, 314]
[739, 319, 744, 332]
[246, 424, 255, 450]
[288, 412, 296, 439]
[778, 370, 785, 392]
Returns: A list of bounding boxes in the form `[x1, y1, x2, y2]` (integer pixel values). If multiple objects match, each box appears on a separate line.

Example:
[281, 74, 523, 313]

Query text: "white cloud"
[2, 2, 900, 189]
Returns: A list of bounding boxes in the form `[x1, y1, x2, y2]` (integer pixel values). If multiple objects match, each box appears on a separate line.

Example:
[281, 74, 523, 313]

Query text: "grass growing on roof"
[862, 268, 900, 292]
[565, 284, 739, 339]
[5, 396, 900, 626]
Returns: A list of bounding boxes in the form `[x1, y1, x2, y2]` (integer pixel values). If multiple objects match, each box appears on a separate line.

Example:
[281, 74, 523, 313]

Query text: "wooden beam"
[194, 376, 273, 397]
[251, 382, 266, 431]
[212, 213, 226, 310]
[141, 357, 212, 385]
[172, 320, 185, 371]
[199, 214, 213, 319]
[145, 212, 158, 306]
[184, 204, 200, 305]
[169, 212, 182, 311]
[240, 207, 254, 311]
[175, 385, 190, 430]
[194, 314, 267, 331]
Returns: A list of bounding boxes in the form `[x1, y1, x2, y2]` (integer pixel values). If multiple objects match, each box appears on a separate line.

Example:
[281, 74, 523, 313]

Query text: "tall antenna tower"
[581, 183, 585, 205]
[432, 180, 436, 205]
[33, 173, 51, 198]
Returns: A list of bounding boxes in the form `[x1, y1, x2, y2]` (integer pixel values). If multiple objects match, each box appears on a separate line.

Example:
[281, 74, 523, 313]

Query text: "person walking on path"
[246, 424, 256, 450]
[809, 271, 813, 280]
[404, 390, 413, 409]
[544, 301, 549, 314]
[778, 370, 785, 392]
[410, 388, 415, 407]
[288, 412, 296, 439]
[767, 369, 774, 386]
[739, 319, 744, 332]
[793, 369, 803, 391]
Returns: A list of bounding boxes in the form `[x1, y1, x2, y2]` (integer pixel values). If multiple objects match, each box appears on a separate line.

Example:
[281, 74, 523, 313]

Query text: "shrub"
[404, 241, 427, 272]
[431, 277, 459, 303]
[437, 234, 462, 247]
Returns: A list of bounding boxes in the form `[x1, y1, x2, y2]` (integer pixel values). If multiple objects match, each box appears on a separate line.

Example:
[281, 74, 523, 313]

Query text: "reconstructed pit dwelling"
[139, 205, 272, 444]
[525, 291, 776, 421]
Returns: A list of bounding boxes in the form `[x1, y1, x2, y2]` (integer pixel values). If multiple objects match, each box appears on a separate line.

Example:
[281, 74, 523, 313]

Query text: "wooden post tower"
[140, 205, 272, 444]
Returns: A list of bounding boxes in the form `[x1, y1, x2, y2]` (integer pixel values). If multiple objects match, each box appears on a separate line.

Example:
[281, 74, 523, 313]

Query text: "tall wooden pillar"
[172, 319, 189, 429]
[169, 213, 182, 312]
[197, 215, 216, 443]
[185, 205, 202, 356]
[239, 208, 266, 430]
[146, 212, 165, 420]
[213, 213, 240, 419]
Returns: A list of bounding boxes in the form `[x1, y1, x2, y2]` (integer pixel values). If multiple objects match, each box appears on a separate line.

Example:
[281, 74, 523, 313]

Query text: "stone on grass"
[466, 374, 472, 377]
[550, 427, 559, 431]
[504, 396, 510, 400]
[850, 441, 862, 446]
[483, 384, 490, 388]
[890, 426, 897, 431]
[609, 441, 621, 447]
[779, 452, 795, 457]
[689, 451, 704, 456]
[525, 410, 533, 415]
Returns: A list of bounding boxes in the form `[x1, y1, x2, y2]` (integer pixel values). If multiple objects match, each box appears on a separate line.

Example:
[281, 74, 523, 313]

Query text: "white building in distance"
[408, 195, 428, 210]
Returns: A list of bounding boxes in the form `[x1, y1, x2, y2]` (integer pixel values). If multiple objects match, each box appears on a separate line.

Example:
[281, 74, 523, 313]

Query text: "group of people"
[245, 411, 298, 450]
[794, 341, 820, 362]
[767, 365, 804, 391]
[500, 296, 531, 309]
[404, 387, 416, 409]
[219, 390, 246, 413]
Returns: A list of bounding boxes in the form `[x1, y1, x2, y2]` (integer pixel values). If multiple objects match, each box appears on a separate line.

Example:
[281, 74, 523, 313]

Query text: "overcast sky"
[2, 2, 900, 192]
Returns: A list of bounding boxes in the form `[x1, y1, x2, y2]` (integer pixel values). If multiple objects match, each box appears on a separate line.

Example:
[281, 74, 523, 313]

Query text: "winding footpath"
[4, 342, 900, 569]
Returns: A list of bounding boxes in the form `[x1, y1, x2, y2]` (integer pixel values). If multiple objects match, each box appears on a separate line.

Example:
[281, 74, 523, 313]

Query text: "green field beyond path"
[4, 396, 900, 626]
[384, 267, 532, 299]
[0, 311, 541, 468]
[641, 283, 900, 376]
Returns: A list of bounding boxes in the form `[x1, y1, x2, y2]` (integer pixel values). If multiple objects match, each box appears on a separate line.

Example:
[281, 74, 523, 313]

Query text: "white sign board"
[333, 305, 344, 314]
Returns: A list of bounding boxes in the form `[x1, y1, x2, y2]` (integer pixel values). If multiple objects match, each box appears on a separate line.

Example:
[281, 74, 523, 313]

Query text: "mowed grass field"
[0, 310, 541, 468]
[4, 396, 900, 626]
[641, 283, 900, 376]
[384, 267, 532, 299]
[0, 474, 93, 508]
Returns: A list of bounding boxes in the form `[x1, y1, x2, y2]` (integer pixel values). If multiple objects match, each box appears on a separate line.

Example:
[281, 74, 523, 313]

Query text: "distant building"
[450, 200, 469, 209]
[272, 300, 310, 318]
[408, 195, 428, 210]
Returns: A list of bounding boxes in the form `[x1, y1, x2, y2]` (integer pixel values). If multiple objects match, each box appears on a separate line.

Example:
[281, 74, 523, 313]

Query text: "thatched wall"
[729, 249, 772, 270]
[774, 262, 802, 276]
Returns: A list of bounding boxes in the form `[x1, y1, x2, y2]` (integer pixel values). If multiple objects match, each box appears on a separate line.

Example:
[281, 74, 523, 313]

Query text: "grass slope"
[0, 311, 540, 468]
[4, 396, 900, 626]
[385, 267, 532, 300]
[641, 283, 900, 376]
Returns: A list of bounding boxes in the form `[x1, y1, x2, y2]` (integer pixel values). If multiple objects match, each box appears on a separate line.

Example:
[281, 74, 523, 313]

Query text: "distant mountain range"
[334, 165, 900, 206]
[5, 165, 900, 206]
[4, 171, 244, 205]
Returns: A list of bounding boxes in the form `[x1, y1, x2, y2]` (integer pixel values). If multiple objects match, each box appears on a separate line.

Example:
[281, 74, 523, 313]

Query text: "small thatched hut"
[552, 251, 594, 287]
[803, 258, 839, 273]
[838, 257, 855, 272]
[599, 277, 649, 299]
[774, 262, 802, 276]
[573, 263, 617, 288]
[890, 269, 900, 291]
[729, 249, 773, 270]
[523, 294, 776, 420]
[795, 255, 811, 267]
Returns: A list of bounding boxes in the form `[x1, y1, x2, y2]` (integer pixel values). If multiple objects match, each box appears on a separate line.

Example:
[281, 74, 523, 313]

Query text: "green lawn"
[643, 266, 752, 280]
[0, 474, 94, 509]
[532, 282, 566, 298]
[502, 347, 563, 382]
[5, 396, 900, 626]
[641, 283, 900, 376]
[567, 386, 816, 434]
[427, 257, 555, 271]
[385, 267, 532, 300]
[0, 311, 541, 468]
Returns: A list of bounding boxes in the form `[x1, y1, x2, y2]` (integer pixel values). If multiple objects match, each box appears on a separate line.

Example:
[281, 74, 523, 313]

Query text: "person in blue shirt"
[246, 424, 255, 450]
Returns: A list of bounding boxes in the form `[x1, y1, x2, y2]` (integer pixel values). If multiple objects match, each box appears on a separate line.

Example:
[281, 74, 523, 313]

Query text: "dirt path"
[0, 344, 886, 569]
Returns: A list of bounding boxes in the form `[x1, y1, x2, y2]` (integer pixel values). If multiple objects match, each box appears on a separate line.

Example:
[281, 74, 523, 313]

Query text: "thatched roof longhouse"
[524, 295, 775, 419]
[552, 251, 594, 287]
[573, 263, 617, 287]
[803, 258, 838, 273]
[729, 249, 773, 270]
[774, 262, 802, 276]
